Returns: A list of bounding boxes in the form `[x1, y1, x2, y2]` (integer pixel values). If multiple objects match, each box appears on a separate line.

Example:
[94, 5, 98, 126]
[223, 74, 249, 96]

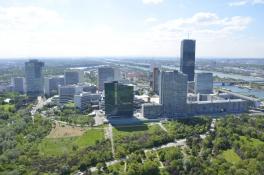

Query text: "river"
[214, 83, 264, 100]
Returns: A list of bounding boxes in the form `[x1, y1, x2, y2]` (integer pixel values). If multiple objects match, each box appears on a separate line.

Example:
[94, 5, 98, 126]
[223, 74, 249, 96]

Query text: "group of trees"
[52, 105, 95, 126]
[114, 125, 173, 159]
[0, 93, 52, 174]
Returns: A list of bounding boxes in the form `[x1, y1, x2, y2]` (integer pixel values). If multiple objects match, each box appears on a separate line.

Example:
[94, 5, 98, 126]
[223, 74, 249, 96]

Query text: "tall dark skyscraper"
[104, 81, 134, 117]
[25, 59, 44, 97]
[180, 39, 196, 81]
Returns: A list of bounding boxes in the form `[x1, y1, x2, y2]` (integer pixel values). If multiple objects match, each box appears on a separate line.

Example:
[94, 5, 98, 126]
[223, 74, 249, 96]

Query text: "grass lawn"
[222, 149, 241, 164]
[240, 136, 264, 147]
[39, 129, 104, 156]
[0, 104, 15, 112]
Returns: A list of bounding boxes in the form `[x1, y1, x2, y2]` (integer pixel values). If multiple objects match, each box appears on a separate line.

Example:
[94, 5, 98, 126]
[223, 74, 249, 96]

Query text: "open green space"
[0, 104, 15, 112]
[38, 129, 104, 156]
[221, 149, 241, 164]
[239, 136, 264, 147]
[113, 124, 173, 158]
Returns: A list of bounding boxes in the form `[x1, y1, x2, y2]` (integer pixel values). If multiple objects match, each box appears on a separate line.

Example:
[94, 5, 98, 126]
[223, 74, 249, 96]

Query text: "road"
[31, 96, 46, 124]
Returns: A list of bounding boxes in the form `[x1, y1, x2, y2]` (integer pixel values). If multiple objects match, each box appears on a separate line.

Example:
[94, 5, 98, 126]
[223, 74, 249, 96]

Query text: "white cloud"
[149, 12, 252, 41]
[229, 0, 264, 6]
[142, 0, 164, 5]
[145, 17, 158, 23]
[229, 1, 248, 6]
[0, 6, 63, 31]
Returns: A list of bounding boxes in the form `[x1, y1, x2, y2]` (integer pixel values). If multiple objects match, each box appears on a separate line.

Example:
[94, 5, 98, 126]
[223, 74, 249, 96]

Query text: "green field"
[39, 129, 104, 156]
[222, 149, 241, 164]
[239, 136, 264, 147]
[0, 104, 15, 112]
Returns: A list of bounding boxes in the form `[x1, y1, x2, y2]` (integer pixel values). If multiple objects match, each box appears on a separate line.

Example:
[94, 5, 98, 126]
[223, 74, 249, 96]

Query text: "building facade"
[159, 71, 188, 117]
[74, 92, 101, 111]
[58, 85, 82, 104]
[64, 70, 83, 85]
[104, 81, 134, 117]
[180, 39, 196, 81]
[152, 67, 160, 94]
[11, 77, 25, 94]
[194, 72, 213, 94]
[98, 67, 119, 91]
[25, 59, 44, 97]
[44, 76, 65, 96]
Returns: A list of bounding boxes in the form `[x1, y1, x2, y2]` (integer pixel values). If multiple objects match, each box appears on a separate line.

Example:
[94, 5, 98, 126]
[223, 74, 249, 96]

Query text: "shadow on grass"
[113, 123, 149, 132]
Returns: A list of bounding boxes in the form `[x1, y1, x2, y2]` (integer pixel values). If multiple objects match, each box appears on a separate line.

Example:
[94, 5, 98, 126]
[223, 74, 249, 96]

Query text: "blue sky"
[0, 0, 263, 58]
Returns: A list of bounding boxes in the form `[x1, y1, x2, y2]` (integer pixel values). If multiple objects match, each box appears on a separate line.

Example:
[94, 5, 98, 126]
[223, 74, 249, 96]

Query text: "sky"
[0, 0, 263, 58]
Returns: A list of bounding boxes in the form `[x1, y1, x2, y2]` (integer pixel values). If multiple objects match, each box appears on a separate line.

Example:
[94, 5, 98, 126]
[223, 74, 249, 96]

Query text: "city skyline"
[0, 0, 264, 58]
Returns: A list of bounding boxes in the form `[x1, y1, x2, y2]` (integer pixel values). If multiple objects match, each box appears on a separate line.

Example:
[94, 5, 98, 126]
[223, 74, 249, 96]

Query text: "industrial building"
[104, 81, 134, 117]
[25, 59, 44, 97]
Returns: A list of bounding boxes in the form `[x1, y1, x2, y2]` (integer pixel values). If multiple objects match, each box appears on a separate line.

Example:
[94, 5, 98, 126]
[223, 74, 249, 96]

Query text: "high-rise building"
[159, 71, 188, 117]
[98, 67, 119, 91]
[44, 76, 65, 96]
[11, 77, 25, 94]
[104, 81, 134, 117]
[194, 73, 213, 94]
[64, 70, 83, 85]
[25, 59, 44, 97]
[180, 39, 196, 81]
[152, 67, 160, 94]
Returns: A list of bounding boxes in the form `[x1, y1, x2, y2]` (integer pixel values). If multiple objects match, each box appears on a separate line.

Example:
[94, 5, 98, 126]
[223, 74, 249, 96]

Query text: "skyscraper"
[11, 77, 25, 94]
[25, 59, 44, 97]
[98, 67, 119, 91]
[159, 70, 188, 117]
[64, 70, 83, 85]
[180, 39, 196, 81]
[152, 67, 160, 94]
[104, 81, 134, 117]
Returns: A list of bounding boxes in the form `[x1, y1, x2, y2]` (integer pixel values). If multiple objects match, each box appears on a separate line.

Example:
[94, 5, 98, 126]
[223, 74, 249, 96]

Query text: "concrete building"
[79, 83, 97, 93]
[44, 76, 64, 96]
[195, 73, 213, 94]
[11, 77, 25, 94]
[187, 99, 249, 115]
[160, 71, 188, 117]
[98, 67, 119, 91]
[58, 85, 82, 104]
[104, 81, 134, 117]
[152, 67, 160, 94]
[74, 92, 101, 111]
[142, 70, 249, 119]
[64, 70, 83, 85]
[25, 59, 44, 97]
[180, 39, 196, 81]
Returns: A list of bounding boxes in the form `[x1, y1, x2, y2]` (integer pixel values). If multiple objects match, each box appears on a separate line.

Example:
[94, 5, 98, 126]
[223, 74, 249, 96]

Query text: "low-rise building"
[74, 92, 101, 111]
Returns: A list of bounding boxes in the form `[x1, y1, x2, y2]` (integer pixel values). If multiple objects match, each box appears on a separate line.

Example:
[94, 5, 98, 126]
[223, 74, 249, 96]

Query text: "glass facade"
[105, 81, 133, 117]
